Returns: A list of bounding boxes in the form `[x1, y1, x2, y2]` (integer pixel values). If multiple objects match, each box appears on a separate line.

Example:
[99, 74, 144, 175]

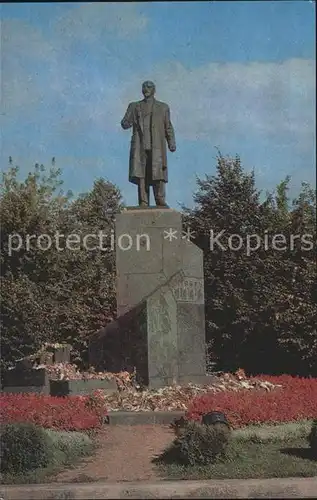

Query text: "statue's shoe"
[156, 201, 169, 208]
[139, 202, 148, 208]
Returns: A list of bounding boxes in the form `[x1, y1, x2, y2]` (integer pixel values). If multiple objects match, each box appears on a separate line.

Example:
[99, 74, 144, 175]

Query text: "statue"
[121, 81, 176, 208]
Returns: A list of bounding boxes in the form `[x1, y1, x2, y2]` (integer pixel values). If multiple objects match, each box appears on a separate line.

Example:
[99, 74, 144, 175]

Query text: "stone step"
[106, 410, 185, 425]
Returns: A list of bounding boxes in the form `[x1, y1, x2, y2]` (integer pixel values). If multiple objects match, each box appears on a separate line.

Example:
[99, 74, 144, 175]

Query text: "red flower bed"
[186, 375, 317, 429]
[0, 391, 108, 431]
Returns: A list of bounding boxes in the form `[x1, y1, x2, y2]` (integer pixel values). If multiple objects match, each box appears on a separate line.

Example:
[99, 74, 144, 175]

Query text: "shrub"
[0, 422, 53, 474]
[0, 427, 94, 483]
[186, 375, 317, 428]
[46, 429, 94, 465]
[0, 392, 107, 431]
[163, 421, 231, 466]
[308, 420, 317, 459]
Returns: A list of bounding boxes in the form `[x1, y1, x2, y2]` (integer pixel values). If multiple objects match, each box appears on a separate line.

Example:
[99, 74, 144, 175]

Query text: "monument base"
[125, 205, 170, 210]
[89, 208, 207, 388]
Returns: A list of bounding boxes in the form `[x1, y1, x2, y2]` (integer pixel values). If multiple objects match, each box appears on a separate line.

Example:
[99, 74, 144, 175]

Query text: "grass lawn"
[155, 422, 317, 480]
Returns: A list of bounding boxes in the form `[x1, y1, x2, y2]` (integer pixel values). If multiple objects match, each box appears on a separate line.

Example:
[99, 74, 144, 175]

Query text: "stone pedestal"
[89, 207, 207, 388]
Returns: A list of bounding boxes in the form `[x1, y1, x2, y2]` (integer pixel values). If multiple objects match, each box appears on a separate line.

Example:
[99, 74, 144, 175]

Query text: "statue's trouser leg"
[153, 181, 166, 205]
[138, 151, 151, 206]
[138, 179, 149, 205]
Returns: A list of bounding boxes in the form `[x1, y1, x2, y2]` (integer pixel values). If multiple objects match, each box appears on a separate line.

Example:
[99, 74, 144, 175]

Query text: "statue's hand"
[169, 145, 176, 152]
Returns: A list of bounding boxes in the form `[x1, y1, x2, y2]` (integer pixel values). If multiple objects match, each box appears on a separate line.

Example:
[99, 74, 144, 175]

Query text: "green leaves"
[0, 161, 122, 370]
[184, 152, 316, 376]
[1, 154, 315, 377]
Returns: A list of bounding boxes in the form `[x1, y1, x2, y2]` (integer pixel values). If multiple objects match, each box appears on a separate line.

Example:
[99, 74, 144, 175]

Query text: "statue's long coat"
[121, 99, 176, 185]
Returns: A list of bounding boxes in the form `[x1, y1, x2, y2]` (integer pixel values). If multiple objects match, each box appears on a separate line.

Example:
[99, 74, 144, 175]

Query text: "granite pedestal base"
[89, 208, 207, 388]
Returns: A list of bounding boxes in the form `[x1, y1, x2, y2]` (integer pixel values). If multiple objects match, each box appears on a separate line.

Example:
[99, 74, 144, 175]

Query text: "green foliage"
[0, 160, 123, 370]
[0, 422, 53, 474]
[163, 421, 231, 466]
[308, 420, 317, 459]
[1, 154, 316, 376]
[0, 427, 94, 483]
[45, 429, 94, 465]
[156, 437, 317, 480]
[183, 153, 316, 376]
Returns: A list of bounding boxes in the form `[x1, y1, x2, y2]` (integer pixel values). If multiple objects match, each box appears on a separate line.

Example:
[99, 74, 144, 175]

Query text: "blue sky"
[1, 1, 316, 208]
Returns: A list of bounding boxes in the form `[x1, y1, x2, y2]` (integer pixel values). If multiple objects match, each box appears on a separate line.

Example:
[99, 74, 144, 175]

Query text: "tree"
[183, 153, 317, 376]
[1, 162, 70, 368]
[272, 182, 316, 374]
[0, 161, 123, 370]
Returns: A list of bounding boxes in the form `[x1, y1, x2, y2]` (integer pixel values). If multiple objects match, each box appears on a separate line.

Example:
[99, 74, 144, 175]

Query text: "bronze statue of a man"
[121, 81, 176, 208]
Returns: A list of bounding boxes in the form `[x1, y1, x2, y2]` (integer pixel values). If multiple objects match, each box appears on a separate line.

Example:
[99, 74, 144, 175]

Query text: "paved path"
[54, 425, 173, 482]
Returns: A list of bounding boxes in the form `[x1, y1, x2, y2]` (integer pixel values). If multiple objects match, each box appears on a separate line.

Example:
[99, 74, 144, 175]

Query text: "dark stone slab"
[107, 410, 185, 426]
[52, 345, 71, 364]
[2, 368, 48, 387]
[49, 378, 117, 396]
[1, 384, 50, 395]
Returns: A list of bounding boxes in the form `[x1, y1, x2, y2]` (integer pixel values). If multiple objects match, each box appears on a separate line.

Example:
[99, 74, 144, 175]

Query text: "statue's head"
[142, 81, 156, 98]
